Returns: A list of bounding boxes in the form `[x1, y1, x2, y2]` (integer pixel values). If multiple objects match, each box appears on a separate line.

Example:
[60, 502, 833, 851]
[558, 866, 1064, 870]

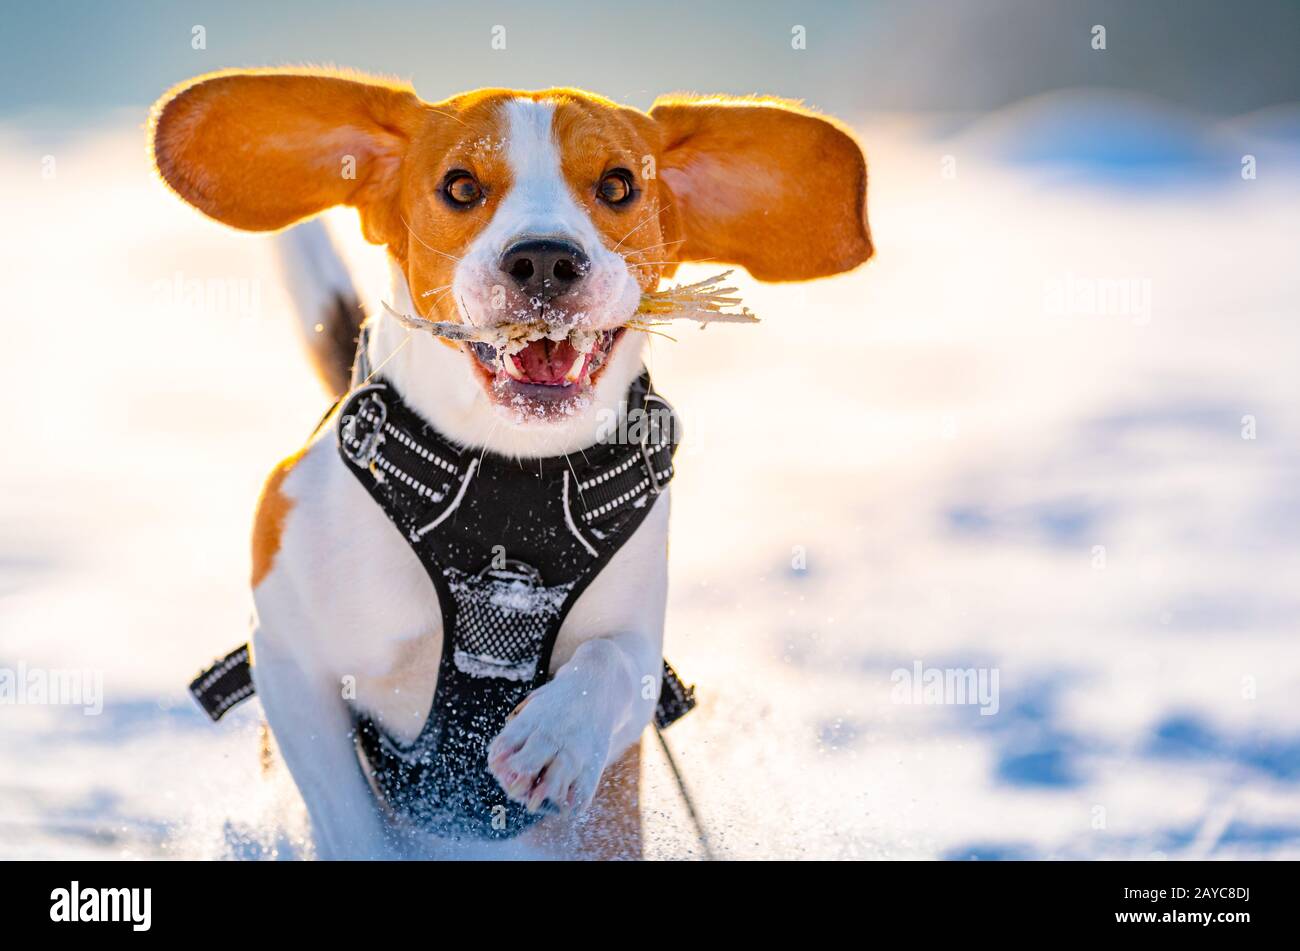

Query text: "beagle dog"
[150, 69, 871, 859]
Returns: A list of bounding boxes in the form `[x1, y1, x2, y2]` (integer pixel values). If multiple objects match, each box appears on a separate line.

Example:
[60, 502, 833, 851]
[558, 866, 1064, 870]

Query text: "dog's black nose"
[499, 238, 589, 301]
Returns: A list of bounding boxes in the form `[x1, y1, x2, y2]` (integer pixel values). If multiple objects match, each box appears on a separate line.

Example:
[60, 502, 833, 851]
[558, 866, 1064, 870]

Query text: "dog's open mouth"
[382, 270, 759, 415]
[468, 328, 624, 406]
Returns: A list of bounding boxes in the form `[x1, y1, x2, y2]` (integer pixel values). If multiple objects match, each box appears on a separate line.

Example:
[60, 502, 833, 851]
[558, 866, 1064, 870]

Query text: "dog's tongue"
[511, 338, 581, 384]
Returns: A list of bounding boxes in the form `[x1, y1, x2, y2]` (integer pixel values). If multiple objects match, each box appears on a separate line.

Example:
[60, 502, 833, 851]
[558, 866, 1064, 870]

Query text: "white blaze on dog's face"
[149, 73, 873, 423]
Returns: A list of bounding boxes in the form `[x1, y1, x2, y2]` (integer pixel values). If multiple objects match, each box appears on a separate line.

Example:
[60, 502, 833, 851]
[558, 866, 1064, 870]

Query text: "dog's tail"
[273, 219, 365, 399]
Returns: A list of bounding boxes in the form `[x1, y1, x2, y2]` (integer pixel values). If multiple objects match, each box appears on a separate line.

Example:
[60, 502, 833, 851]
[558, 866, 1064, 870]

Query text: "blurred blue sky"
[2, 0, 1297, 120]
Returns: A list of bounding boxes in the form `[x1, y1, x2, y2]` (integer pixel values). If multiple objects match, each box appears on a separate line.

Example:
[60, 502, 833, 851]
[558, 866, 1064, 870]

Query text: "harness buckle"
[339, 386, 388, 469]
[638, 394, 672, 495]
[640, 432, 663, 495]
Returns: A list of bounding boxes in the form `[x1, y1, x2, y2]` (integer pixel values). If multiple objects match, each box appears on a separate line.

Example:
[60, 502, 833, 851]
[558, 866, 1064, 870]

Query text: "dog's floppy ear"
[149, 69, 426, 244]
[649, 95, 872, 281]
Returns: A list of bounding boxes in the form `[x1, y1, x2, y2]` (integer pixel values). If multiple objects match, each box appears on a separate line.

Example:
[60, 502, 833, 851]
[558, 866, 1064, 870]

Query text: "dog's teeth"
[501, 352, 527, 381]
[564, 356, 585, 384]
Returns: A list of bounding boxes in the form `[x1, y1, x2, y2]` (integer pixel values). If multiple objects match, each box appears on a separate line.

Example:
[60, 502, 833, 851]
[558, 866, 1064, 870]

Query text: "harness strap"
[190, 645, 694, 729]
[189, 644, 253, 722]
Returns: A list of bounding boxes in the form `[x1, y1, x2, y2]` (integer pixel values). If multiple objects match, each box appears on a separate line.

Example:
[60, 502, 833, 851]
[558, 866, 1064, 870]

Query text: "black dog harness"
[191, 370, 695, 841]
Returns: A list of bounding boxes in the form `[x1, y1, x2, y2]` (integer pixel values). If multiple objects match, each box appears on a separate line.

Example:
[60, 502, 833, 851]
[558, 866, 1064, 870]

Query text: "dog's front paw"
[486, 683, 612, 815]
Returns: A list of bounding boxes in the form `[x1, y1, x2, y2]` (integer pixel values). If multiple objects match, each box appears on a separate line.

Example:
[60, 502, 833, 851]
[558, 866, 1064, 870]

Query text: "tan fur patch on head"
[397, 91, 516, 323]
[549, 96, 675, 293]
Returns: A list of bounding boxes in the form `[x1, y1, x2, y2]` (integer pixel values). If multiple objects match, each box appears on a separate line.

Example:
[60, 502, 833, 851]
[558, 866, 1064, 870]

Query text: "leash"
[652, 723, 716, 861]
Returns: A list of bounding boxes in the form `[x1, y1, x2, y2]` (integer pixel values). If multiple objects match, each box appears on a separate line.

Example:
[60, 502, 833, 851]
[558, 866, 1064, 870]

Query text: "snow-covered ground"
[2, 95, 1299, 859]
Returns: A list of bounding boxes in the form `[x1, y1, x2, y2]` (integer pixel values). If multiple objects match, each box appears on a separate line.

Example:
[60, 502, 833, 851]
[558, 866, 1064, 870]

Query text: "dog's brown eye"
[597, 169, 635, 206]
[443, 171, 483, 207]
